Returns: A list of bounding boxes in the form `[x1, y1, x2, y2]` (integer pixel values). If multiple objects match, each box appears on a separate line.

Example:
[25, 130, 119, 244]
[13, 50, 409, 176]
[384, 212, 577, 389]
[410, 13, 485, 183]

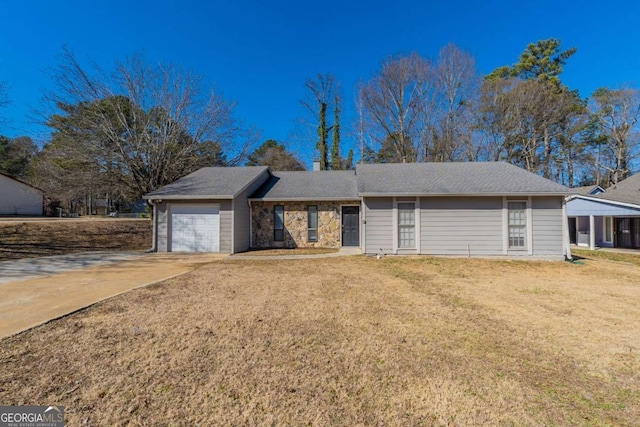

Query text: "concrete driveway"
[0, 252, 224, 339]
[0, 252, 144, 285]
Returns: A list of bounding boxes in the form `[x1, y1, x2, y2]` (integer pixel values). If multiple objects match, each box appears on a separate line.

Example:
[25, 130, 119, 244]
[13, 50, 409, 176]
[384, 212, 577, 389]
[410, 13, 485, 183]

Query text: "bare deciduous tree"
[359, 53, 432, 162]
[0, 81, 9, 129]
[42, 49, 255, 200]
[590, 86, 640, 184]
[431, 44, 480, 161]
[478, 78, 578, 177]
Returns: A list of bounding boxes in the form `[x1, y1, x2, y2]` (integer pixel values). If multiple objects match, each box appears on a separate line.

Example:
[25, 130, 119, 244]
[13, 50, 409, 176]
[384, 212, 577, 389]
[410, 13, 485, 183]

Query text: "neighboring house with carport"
[0, 173, 44, 215]
[144, 162, 571, 258]
[567, 174, 640, 250]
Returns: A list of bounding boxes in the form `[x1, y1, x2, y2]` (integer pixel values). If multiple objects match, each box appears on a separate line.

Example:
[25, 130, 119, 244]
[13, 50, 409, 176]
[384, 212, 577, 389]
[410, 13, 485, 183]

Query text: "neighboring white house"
[567, 174, 640, 250]
[0, 173, 44, 215]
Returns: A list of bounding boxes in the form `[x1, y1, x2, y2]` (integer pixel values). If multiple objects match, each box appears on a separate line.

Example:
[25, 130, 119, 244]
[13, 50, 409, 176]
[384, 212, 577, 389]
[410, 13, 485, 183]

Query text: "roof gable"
[0, 173, 44, 194]
[594, 173, 640, 206]
[144, 166, 270, 199]
[572, 185, 605, 196]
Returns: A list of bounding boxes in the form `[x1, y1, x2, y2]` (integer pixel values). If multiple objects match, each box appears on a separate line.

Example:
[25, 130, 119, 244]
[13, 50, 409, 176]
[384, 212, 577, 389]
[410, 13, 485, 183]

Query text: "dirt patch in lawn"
[0, 219, 151, 260]
[1, 255, 639, 425]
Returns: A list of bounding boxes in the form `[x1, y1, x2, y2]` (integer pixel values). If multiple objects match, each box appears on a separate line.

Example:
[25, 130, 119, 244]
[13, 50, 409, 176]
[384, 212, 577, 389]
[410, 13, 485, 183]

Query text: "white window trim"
[504, 198, 531, 253]
[307, 205, 318, 243]
[416, 198, 421, 253]
[392, 197, 398, 253]
[603, 216, 613, 244]
[394, 198, 418, 251]
[527, 196, 533, 255]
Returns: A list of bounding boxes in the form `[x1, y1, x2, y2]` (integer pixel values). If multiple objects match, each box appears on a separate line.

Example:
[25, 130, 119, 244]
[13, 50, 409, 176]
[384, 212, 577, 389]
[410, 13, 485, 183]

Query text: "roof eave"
[567, 194, 640, 210]
[249, 196, 360, 202]
[358, 192, 570, 197]
[143, 195, 234, 200]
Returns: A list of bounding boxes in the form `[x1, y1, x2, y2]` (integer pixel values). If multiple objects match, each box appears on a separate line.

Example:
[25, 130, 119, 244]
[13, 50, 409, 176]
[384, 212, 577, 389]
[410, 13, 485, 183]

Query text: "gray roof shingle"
[593, 173, 640, 206]
[144, 166, 269, 199]
[145, 162, 571, 201]
[355, 162, 570, 195]
[572, 185, 604, 196]
[250, 170, 358, 200]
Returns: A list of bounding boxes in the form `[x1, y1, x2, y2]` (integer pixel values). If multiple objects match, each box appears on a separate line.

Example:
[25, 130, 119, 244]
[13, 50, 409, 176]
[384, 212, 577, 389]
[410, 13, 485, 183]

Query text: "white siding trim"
[563, 198, 572, 259]
[360, 200, 366, 251]
[589, 215, 596, 250]
[502, 197, 508, 255]
[416, 198, 421, 253]
[231, 199, 235, 253]
[527, 196, 533, 255]
[392, 197, 398, 254]
[152, 202, 157, 251]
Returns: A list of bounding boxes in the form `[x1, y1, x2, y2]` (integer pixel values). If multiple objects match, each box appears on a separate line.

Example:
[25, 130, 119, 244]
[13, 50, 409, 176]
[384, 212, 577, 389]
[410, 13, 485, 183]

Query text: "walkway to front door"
[341, 206, 359, 246]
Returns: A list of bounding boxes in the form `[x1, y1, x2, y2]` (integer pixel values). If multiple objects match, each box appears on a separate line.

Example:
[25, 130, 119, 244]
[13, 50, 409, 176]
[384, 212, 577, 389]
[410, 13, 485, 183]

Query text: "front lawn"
[0, 219, 151, 261]
[1, 255, 638, 425]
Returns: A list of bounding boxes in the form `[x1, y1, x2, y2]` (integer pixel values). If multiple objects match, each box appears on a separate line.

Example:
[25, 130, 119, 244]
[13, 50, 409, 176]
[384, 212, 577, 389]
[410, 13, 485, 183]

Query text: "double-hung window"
[308, 205, 318, 242]
[508, 201, 526, 248]
[398, 202, 415, 248]
[274, 205, 284, 241]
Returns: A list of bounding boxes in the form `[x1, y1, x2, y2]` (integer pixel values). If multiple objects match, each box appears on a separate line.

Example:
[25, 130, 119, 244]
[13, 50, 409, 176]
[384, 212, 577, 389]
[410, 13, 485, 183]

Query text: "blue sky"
[1, 0, 639, 166]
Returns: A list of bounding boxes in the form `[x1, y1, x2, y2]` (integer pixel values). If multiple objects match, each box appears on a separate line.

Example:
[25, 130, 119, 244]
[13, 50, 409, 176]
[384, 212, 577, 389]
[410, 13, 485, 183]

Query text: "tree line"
[354, 40, 640, 187]
[0, 39, 639, 213]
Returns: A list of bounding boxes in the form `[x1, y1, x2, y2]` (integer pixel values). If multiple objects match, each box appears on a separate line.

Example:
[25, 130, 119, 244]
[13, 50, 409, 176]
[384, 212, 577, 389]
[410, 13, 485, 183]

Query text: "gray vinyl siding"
[219, 201, 233, 253]
[532, 196, 563, 255]
[233, 171, 270, 253]
[156, 201, 168, 252]
[155, 200, 232, 253]
[420, 197, 503, 255]
[364, 197, 393, 254]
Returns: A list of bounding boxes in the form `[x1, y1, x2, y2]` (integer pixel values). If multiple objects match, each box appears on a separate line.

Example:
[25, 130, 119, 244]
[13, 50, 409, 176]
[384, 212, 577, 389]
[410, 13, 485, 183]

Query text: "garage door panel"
[170, 205, 220, 252]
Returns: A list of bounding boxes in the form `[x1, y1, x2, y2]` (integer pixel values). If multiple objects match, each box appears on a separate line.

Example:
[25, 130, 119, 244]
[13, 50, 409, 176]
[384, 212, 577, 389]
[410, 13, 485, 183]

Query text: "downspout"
[149, 199, 157, 252]
[562, 197, 572, 261]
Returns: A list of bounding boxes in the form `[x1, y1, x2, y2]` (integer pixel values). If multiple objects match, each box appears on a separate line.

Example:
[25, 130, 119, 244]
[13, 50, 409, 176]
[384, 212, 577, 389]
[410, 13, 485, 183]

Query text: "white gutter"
[567, 194, 640, 211]
[358, 192, 571, 197]
[149, 200, 157, 252]
[562, 198, 572, 260]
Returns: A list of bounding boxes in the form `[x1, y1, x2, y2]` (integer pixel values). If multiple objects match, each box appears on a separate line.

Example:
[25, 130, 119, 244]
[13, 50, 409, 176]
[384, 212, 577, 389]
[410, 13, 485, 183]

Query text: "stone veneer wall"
[252, 201, 358, 249]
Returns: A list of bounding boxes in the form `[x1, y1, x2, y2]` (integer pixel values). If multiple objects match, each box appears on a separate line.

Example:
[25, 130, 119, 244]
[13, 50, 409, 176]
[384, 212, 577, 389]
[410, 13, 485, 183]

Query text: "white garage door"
[170, 205, 220, 252]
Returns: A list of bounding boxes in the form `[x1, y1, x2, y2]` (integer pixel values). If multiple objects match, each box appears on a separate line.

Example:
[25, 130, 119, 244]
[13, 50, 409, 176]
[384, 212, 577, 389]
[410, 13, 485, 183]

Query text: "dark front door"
[341, 206, 360, 247]
[616, 218, 632, 248]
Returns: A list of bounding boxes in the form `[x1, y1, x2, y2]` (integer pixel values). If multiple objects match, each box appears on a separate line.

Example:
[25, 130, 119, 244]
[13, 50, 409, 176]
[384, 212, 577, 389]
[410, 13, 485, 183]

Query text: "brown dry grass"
[1, 255, 639, 426]
[234, 248, 339, 256]
[0, 220, 151, 260]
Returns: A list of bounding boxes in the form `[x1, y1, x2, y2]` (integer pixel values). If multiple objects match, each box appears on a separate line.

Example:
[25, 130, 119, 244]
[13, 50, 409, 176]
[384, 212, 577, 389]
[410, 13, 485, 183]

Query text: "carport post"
[589, 215, 595, 250]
